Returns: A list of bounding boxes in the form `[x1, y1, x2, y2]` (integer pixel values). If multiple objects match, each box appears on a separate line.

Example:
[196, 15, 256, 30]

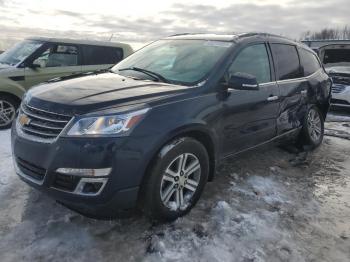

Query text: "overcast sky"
[0, 0, 349, 50]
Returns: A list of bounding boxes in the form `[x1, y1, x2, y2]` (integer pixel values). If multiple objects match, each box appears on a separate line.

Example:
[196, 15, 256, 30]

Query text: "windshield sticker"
[204, 41, 232, 48]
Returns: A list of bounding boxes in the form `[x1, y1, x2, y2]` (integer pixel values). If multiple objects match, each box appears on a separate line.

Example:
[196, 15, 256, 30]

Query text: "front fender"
[0, 77, 26, 99]
[152, 122, 220, 164]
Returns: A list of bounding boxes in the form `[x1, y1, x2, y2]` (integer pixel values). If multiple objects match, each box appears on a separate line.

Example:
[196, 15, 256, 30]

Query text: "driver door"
[221, 43, 280, 156]
[24, 43, 82, 88]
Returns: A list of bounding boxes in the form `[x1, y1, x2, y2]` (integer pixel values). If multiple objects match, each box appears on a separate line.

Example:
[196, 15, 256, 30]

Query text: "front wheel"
[0, 95, 19, 130]
[141, 137, 209, 221]
[298, 106, 324, 149]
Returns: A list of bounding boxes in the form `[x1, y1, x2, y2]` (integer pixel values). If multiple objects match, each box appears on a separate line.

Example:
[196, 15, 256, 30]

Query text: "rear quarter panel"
[307, 70, 331, 116]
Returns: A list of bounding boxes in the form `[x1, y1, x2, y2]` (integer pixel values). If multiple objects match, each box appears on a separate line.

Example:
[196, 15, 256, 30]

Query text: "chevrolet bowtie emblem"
[19, 114, 31, 126]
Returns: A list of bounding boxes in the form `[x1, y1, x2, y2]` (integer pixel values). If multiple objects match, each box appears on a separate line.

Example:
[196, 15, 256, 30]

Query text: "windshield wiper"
[118, 67, 168, 83]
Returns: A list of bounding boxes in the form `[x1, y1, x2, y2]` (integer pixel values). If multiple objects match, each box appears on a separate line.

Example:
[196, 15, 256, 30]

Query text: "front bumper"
[11, 122, 158, 217]
[331, 84, 350, 107]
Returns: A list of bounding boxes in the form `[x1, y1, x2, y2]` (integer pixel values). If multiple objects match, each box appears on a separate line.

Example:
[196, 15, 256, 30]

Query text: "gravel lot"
[0, 112, 350, 262]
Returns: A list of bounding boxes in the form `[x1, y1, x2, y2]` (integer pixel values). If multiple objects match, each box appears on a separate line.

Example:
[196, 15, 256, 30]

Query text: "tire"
[0, 95, 19, 130]
[298, 106, 324, 149]
[141, 137, 209, 221]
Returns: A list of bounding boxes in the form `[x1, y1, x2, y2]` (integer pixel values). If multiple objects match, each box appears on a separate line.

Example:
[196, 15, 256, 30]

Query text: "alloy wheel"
[160, 153, 201, 211]
[0, 100, 16, 127]
[307, 108, 322, 143]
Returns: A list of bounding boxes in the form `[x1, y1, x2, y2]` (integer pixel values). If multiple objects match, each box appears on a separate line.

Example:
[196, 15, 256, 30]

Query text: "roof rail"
[168, 33, 200, 37]
[239, 32, 290, 39]
[167, 32, 297, 42]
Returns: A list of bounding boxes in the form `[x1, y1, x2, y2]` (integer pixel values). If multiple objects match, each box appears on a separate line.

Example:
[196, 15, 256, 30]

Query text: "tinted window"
[33, 44, 78, 67]
[228, 44, 271, 83]
[299, 48, 321, 76]
[82, 46, 123, 65]
[271, 44, 302, 80]
[323, 49, 350, 67]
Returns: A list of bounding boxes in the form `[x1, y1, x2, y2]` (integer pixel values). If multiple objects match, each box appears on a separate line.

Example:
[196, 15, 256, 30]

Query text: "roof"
[166, 33, 239, 41]
[26, 37, 132, 49]
[166, 32, 296, 43]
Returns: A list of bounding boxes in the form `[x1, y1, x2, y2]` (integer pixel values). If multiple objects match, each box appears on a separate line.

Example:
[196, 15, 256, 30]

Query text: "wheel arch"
[315, 101, 330, 121]
[157, 125, 217, 180]
[173, 129, 217, 182]
[137, 125, 218, 209]
[0, 91, 22, 105]
[0, 80, 26, 103]
[139, 125, 219, 201]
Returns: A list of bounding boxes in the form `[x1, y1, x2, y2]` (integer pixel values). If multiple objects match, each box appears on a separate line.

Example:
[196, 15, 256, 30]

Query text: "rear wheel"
[298, 106, 324, 149]
[0, 95, 19, 130]
[141, 137, 209, 221]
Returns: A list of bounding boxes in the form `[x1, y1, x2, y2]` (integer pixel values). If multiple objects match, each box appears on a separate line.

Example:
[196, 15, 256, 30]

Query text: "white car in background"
[303, 40, 350, 108]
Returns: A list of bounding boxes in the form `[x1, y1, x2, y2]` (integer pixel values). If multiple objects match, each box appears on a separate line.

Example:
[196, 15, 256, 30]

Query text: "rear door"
[270, 43, 306, 134]
[24, 43, 82, 88]
[221, 43, 280, 155]
[81, 45, 124, 73]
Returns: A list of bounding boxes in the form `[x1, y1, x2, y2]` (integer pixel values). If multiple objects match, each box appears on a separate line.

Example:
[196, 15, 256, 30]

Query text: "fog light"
[56, 168, 111, 177]
[74, 177, 108, 196]
[82, 182, 103, 194]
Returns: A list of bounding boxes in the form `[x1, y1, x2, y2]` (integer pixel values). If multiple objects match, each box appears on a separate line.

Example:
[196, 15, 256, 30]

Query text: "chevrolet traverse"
[12, 33, 331, 220]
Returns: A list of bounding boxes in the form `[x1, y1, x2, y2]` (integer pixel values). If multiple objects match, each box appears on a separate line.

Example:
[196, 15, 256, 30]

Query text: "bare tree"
[301, 26, 350, 40]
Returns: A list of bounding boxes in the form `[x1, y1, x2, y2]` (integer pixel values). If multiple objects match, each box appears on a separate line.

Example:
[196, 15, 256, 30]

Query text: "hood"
[26, 72, 191, 115]
[326, 66, 350, 75]
[0, 63, 13, 71]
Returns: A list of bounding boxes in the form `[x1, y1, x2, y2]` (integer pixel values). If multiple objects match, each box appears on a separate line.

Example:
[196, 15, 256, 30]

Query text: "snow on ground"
[1, 113, 350, 262]
[327, 109, 350, 122]
[0, 129, 12, 185]
[325, 122, 350, 140]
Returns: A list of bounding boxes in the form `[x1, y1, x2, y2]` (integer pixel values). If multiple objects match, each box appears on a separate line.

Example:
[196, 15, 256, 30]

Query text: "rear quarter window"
[299, 48, 321, 76]
[82, 45, 123, 65]
[271, 44, 302, 80]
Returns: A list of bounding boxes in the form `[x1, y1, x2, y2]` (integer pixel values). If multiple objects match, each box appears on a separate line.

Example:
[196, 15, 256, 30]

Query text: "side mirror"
[227, 72, 259, 91]
[27, 62, 41, 70]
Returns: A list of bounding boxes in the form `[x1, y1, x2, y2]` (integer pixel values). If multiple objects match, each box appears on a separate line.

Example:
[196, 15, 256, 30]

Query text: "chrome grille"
[19, 104, 72, 140]
[332, 84, 346, 93]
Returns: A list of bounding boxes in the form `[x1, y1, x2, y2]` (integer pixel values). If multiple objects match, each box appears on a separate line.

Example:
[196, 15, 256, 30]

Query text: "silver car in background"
[303, 40, 350, 108]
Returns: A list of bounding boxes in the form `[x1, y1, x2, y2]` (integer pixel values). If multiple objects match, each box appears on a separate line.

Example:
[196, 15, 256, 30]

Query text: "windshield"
[112, 39, 233, 85]
[323, 46, 350, 68]
[0, 40, 43, 66]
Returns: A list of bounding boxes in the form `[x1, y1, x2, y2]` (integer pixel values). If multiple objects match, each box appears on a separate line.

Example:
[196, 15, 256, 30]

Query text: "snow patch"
[231, 175, 289, 206]
[0, 130, 14, 187]
[230, 172, 239, 180]
[247, 175, 289, 205]
[211, 201, 235, 225]
[168, 201, 178, 211]
[326, 113, 350, 122]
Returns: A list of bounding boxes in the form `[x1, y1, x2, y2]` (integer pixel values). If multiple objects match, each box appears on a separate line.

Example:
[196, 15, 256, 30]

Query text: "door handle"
[267, 95, 279, 102]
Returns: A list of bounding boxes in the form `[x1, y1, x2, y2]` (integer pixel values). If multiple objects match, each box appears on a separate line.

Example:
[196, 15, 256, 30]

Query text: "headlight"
[67, 108, 150, 136]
